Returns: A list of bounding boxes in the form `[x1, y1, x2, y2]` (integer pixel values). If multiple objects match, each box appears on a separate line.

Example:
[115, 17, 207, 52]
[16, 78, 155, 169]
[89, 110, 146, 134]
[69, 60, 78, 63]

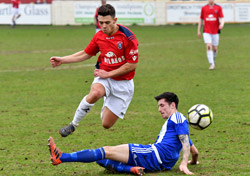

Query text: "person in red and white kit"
[50, 4, 139, 137]
[11, 0, 21, 27]
[198, 0, 224, 70]
[94, 0, 107, 33]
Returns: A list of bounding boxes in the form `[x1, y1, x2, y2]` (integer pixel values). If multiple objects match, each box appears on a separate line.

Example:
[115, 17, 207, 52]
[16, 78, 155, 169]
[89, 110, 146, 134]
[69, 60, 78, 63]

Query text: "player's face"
[157, 99, 175, 119]
[208, 0, 215, 5]
[98, 15, 117, 36]
[101, 0, 106, 5]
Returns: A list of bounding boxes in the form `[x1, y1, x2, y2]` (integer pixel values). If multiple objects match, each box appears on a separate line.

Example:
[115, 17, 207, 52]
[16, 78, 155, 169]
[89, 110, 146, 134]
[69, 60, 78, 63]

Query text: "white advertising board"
[74, 1, 156, 24]
[235, 3, 250, 22]
[166, 3, 250, 23]
[0, 4, 51, 25]
[166, 3, 203, 23]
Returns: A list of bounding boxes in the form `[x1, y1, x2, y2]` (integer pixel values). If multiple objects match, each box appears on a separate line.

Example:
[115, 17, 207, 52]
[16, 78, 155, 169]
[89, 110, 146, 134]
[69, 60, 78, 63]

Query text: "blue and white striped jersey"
[152, 112, 192, 169]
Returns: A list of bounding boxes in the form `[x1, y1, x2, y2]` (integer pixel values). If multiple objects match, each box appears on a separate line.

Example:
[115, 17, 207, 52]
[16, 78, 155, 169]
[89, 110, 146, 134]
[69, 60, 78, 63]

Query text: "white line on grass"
[1, 35, 249, 73]
[0, 48, 77, 55]
[140, 39, 200, 46]
[0, 40, 200, 55]
[0, 64, 94, 73]
[1, 35, 248, 55]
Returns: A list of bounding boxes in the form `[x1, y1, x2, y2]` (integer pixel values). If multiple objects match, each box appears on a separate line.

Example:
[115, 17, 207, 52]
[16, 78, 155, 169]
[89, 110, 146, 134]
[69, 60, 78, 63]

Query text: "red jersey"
[94, 8, 101, 29]
[12, 0, 19, 8]
[85, 24, 139, 81]
[200, 4, 224, 34]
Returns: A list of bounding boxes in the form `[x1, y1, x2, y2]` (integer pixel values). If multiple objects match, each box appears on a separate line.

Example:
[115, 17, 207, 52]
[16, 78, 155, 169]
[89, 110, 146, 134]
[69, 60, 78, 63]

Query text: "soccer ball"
[187, 104, 213, 130]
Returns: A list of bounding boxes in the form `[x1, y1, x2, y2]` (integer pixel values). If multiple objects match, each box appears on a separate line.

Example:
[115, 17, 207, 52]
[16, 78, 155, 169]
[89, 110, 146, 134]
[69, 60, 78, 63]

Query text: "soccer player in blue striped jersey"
[48, 92, 199, 175]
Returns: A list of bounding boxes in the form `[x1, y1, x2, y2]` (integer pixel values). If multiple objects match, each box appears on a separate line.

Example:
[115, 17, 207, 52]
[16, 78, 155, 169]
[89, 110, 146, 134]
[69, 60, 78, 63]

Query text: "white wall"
[0, 4, 51, 25]
[155, 1, 165, 25]
[1, 0, 249, 25]
[51, 0, 166, 25]
[52, 1, 75, 25]
[51, 0, 250, 25]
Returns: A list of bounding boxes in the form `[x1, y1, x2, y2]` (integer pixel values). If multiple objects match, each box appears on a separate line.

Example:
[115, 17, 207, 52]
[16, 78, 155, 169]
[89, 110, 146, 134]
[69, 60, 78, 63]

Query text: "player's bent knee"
[102, 122, 113, 129]
[207, 45, 212, 50]
[102, 117, 118, 129]
[89, 89, 104, 100]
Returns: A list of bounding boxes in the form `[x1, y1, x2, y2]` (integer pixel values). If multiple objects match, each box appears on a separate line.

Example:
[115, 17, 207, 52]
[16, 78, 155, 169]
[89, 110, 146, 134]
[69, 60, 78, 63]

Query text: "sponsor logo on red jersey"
[206, 14, 216, 21]
[104, 52, 125, 65]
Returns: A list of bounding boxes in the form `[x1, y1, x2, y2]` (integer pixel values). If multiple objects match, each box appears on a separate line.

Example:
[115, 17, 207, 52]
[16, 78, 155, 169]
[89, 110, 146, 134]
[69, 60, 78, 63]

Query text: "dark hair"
[98, 4, 116, 18]
[154, 92, 179, 109]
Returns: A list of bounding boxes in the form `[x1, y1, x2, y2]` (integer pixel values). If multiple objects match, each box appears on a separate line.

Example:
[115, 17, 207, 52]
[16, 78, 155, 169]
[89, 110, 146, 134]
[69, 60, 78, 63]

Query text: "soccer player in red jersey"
[50, 4, 139, 137]
[94, 0, 107, 33]
[11, 0, 21, 27]
[198, 0, 224, 70]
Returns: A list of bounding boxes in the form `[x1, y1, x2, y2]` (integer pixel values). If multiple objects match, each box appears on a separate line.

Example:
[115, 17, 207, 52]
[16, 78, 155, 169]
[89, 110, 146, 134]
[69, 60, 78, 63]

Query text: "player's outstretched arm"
[50, 51, 92, 68]
[94, 63, 137, 78]
[197, 19, 203, 38]
[178, 134, 194, 175]
[219, 17, 224, 30]
[188, 144, 199, 165]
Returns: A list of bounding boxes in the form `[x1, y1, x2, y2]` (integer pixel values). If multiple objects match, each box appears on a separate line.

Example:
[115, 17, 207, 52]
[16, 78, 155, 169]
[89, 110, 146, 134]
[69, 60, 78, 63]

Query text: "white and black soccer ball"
[187, 104, 213, 130]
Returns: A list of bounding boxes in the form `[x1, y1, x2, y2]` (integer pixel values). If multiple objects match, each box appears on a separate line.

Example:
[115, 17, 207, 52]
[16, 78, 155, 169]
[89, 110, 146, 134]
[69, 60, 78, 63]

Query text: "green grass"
[0, 24, 250, 175]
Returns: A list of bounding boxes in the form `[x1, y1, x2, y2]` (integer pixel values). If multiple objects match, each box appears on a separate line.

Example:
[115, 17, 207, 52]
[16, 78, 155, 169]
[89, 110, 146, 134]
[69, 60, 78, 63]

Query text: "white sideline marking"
[1, 35, 248, 73]
[0, 64, 94, 73]
[0, 40, 200, 55]
[140, 39, 200, 46]
[0, 48, 77, 55]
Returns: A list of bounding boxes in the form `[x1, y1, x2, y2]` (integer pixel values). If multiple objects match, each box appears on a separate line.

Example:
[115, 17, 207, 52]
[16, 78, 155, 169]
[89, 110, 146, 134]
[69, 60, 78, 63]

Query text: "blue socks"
[96, 159, 132, 173]
[60, 147, 105, 163]
[60, 148, 136, 174]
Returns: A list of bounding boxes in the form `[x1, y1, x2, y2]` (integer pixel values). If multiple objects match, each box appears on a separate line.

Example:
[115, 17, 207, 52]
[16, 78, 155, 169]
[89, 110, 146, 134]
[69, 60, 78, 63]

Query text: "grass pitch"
[0, 24, 250, 176]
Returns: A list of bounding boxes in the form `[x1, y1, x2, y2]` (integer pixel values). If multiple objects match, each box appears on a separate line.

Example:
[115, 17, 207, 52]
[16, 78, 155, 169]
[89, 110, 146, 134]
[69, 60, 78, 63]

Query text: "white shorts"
[92, 77, 134, 119]
[12, 8, 20, 16]
[203, 33, 219, 46]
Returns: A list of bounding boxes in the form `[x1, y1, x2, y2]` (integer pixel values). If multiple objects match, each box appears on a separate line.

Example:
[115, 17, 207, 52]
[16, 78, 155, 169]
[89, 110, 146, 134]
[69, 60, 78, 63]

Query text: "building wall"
[1, 0, 249, 25]
[0, 0, 52, 3]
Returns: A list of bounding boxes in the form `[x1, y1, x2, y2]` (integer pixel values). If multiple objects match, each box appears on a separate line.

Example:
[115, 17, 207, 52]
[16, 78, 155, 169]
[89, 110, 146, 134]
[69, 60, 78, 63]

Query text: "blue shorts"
[127, 144, 162, 171]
